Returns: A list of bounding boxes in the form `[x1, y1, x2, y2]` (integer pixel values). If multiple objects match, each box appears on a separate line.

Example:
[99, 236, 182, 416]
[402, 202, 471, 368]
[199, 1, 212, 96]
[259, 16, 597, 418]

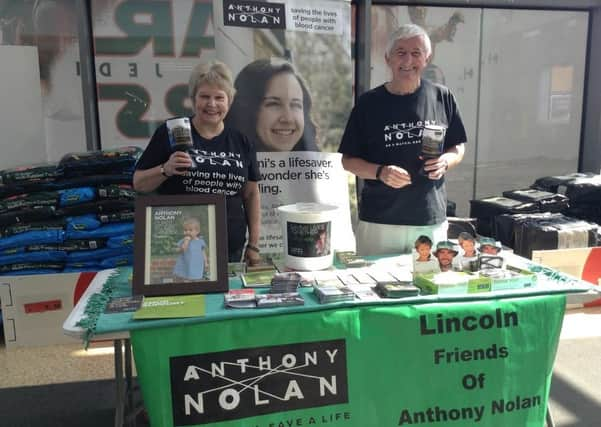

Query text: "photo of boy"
[173, 218, 209, 282]
[413, 235, 440, 274]
[458, 232, 478, 257]
[457, 232, 478, 271]
[414, 235, 433, 262]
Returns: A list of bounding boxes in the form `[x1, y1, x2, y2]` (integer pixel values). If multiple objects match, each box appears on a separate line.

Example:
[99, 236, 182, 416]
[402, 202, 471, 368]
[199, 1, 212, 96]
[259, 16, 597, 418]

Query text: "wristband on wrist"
[160, 163, 170, 177]
[246, 244, 260, 253]
[375, 164, 385, 181]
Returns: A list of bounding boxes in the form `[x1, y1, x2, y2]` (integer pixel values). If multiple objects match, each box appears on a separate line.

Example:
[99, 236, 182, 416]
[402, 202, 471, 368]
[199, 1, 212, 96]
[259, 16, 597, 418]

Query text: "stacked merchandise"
[313, 274, 355, 304]
[469, 196, 539, 238]
[502, 188, 569, 213]
[371, 269, 420, 298]
[509, 213, 598, 258]
[532, 173, 601, 224]
[0, 147, 141, 275]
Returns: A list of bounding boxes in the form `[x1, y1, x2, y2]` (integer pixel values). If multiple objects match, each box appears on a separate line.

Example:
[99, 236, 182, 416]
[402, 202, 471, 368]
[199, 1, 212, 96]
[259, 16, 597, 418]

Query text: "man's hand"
[378, 165, 412, 189]
[423, 157, 448, 180]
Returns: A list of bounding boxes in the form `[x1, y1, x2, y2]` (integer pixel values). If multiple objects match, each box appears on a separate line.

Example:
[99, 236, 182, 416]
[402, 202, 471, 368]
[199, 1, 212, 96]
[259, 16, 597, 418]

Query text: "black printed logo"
[170, 339, 348, 425]
[223, 0, 286, 29]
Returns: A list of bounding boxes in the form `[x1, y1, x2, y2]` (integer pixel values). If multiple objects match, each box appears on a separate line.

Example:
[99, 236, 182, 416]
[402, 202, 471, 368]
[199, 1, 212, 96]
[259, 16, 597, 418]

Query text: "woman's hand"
[163, 152, 194, 176]
[244, 246, 262, 266]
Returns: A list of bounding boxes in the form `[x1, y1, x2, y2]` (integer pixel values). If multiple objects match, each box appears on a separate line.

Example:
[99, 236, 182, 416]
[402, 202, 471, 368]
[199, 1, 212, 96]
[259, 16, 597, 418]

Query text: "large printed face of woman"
[193, 84, 230, 127]
[256, 72, 305, 151]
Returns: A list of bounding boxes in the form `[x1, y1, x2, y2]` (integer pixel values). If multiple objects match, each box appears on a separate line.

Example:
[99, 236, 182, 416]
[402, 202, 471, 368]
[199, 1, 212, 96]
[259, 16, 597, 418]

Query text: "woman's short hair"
[188, 61, 236, 105]
[385, 24, 432, 58]
[225, 58, 319, 151]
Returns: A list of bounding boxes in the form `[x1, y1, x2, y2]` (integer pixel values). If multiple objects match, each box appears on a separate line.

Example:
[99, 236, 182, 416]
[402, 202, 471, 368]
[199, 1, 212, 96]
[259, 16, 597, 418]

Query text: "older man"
[339, 24, 467, 255]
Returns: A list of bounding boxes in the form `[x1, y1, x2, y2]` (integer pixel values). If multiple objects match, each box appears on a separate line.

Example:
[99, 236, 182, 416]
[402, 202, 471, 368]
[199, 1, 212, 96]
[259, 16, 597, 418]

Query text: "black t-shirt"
[135, 119, 260, 257]
[338, 80, 467, 226]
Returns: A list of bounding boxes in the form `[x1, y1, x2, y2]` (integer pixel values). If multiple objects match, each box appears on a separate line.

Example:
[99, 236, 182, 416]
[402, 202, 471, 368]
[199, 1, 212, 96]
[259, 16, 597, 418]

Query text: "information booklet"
[104, 295, 143, 314]
[256, 292, 305, 308]
[335, 251, 374, 268]
[241, 270, 278, 288]
[227, 262, 246, 277]
[224, 289, 256, 308]
[375, 282, 420, 298]
[133, 295, 206, 320]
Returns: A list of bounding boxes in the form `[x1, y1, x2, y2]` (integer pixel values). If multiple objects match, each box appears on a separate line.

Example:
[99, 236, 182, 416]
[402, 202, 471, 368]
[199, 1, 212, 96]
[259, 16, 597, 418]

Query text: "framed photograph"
[133, 194, 228, 296]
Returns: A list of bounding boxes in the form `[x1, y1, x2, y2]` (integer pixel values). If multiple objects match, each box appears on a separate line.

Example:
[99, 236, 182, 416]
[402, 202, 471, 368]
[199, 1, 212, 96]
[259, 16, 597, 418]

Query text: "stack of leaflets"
[224, 289, 256, 308]
[241, 270, 277, 288]
[375, 281, 420, 298]
[270, 272, 301, 293]
[256, 292, 304, 308]
[336, 251, 374, 268]
[313, 278, 355, 304]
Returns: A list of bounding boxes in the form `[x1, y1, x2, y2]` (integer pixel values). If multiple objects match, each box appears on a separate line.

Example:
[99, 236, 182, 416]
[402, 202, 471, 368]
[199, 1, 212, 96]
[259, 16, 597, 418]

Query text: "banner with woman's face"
[213, 0, 355, 256]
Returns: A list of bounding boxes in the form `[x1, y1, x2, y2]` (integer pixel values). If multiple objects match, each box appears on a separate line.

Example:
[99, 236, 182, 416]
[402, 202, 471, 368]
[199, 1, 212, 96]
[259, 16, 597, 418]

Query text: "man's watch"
[160, 163, 170, 177]
[375, 164, 385, 181]
[441, 159, 449, 172]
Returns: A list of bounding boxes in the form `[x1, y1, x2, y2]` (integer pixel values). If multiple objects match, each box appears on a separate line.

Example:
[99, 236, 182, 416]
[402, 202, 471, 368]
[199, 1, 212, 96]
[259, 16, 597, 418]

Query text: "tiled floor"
[0, 340, 116, 388]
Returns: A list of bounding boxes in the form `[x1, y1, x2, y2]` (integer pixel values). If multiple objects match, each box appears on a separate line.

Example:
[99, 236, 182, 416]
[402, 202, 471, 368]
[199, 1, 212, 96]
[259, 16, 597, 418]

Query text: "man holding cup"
[338, 23, 467, 255]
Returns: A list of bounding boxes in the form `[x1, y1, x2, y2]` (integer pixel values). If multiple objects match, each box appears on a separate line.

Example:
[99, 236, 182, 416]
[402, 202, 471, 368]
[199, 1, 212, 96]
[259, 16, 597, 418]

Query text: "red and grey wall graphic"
[169, 339, 348, 425]
[223, 0, 286, 29]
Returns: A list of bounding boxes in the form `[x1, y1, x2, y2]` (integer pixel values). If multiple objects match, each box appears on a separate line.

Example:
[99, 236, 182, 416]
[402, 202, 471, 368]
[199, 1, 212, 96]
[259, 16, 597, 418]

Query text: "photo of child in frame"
[172, 217, 209, 282]
[146, 204, 216, 285]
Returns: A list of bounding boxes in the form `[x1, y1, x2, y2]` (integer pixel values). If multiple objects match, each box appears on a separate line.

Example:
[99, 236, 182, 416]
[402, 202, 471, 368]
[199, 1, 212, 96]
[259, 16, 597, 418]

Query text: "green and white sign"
[131, 294, 565, 427]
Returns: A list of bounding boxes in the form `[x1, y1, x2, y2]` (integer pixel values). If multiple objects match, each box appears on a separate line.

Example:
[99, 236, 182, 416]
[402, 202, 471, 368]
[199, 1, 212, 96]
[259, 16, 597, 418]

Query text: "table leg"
[546, 404, 555, 427]
[124, 339, 136, 427]
[114, 339, 125, 427]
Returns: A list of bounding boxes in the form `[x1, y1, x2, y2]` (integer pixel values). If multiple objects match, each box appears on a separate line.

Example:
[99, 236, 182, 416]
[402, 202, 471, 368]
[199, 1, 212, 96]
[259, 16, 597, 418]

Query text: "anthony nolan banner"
[130, 294, 565, 427]
[213, 0, 355, 255]
[92, 0, 355, 256]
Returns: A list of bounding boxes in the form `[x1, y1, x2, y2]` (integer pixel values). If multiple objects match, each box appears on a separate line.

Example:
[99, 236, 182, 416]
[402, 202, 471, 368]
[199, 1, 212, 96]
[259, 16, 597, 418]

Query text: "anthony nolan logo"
[170, 339, 348, 425]
[223, 0, 286, 29]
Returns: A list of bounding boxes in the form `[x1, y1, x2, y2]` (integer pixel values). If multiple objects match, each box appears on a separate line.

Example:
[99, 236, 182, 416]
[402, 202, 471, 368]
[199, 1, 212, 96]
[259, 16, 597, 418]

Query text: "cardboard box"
[414, 268, 536, 295]
[414, 271, 477, 295]
[0, 272, 96, 349]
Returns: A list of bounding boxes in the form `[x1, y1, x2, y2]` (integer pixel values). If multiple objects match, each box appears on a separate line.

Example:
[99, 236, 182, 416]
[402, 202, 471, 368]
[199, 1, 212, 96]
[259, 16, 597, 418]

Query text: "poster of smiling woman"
[213, 0, 355, 256]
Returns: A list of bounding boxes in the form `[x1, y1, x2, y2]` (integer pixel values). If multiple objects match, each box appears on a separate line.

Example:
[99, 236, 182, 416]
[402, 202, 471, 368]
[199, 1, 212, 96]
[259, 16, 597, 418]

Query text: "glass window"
[90, 0, 216, 148]
[0, 0, 86, 168]
[476, 9, 587, 199]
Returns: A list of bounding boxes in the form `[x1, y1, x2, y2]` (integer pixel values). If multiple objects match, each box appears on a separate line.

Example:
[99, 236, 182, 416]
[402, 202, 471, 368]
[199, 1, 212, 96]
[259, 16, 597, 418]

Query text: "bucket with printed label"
[277, 203, 338, 271]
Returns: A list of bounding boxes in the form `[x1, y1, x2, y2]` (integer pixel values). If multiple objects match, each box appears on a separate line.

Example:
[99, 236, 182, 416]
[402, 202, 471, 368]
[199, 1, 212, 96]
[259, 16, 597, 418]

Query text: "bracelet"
[375, 164, 385, 181]
[246, 244, 260, 253]
[160, 163, 170, 177]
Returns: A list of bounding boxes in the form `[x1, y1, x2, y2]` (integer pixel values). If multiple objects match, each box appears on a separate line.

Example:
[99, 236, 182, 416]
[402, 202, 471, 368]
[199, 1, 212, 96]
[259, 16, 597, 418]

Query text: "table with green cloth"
[76, 259, 594, 427]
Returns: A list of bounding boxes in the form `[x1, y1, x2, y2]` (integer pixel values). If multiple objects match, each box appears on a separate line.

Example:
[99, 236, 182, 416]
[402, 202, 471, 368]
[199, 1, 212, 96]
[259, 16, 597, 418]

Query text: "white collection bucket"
[277, 203, 339, 271]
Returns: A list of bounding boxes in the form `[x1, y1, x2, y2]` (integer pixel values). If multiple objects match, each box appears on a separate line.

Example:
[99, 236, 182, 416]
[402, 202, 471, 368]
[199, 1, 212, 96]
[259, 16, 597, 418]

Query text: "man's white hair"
[385, 24, 432, 58]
